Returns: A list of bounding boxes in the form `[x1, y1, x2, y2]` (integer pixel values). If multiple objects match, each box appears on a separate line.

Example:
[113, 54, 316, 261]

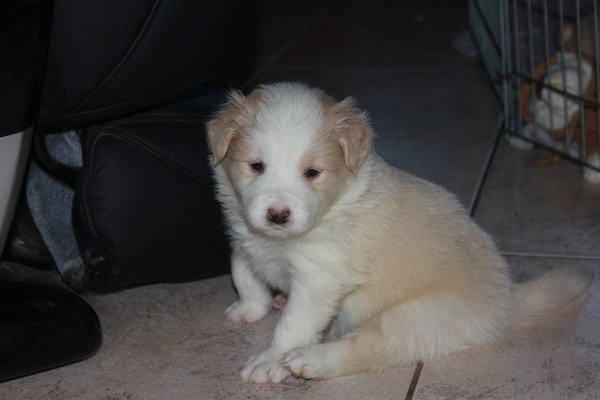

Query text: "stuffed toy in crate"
[518, 36, 600, 183]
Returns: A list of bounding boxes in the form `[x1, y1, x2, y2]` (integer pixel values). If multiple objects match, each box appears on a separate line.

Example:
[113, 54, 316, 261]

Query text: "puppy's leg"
[286, 292, 510, 379]
[285, 314, 410, 380]
[328, 291, 378, 339]
[240, 276, 348, 384]
[225, 249, 272, 324]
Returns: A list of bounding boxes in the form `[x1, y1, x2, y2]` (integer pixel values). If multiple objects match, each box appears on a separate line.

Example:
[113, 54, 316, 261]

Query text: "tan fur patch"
[206, 90, 269, 164]
[300, 127, 352, 206]
[320, 95, 375, 173]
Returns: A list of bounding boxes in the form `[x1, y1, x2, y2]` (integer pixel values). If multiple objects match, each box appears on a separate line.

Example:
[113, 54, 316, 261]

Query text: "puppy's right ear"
[206, 91, 250, 164]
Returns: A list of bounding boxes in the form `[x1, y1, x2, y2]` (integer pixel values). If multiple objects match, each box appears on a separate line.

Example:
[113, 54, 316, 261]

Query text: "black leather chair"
[1, 0, 253, 381]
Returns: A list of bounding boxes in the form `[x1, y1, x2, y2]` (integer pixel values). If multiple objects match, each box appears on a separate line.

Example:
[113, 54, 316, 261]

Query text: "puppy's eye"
[304, 168, 321, 179]
[249, 162, 265, 173]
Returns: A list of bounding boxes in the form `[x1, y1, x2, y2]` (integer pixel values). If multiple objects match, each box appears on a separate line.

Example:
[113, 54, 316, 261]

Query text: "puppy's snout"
[267, 207, 291, 225]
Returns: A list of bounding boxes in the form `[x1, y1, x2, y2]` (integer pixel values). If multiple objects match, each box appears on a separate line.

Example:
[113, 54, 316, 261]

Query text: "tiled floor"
[2, 0, 599, 399]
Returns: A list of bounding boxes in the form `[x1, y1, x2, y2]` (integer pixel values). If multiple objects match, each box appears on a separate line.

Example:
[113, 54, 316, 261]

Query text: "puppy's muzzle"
[267, 207, 291, 225]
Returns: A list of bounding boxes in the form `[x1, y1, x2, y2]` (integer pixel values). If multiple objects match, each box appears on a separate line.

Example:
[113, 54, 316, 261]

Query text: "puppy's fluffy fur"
[207, 82, 592, 383]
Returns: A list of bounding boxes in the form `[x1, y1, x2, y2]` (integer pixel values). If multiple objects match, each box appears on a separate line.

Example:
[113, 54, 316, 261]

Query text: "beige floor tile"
[0, 275, 415, 400]
[474, 143, 600, 257]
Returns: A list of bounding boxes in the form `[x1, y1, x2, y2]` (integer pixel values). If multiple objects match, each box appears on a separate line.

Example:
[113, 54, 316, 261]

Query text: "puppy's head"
[207, 82, 374, 237]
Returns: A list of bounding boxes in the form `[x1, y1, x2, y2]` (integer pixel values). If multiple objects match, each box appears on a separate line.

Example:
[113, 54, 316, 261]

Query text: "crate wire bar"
[470, 0, 600, 177]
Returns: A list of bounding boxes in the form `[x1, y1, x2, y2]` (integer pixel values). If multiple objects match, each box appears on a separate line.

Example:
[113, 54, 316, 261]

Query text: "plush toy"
[519, 52, 600, 182]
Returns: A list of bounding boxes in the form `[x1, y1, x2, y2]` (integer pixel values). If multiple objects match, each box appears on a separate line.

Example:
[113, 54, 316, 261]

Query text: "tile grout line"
[404, 362, 424, 400]
[238, 0, 343, 92]
[501, 251, 600, 261]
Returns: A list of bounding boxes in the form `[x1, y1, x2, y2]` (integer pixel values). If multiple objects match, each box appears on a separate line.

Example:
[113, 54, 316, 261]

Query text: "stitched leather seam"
[91, 114, 210, 131]
[66, 0, 165, 116]
[43, 79, 220, 128]
[95, 128, 213, 185]
[76, 131, 113, 266]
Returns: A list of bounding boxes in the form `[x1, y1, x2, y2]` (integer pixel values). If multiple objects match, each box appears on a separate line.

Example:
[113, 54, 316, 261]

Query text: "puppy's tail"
[514, 267, 593, 326]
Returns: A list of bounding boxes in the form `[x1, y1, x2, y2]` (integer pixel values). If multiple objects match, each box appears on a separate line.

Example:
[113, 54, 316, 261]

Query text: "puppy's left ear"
[206, 90, 255, 164]
[332, 97, 375, 174]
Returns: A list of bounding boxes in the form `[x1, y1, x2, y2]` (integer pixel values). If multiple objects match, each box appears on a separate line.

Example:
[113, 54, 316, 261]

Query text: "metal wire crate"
[469, 0, 600, 181]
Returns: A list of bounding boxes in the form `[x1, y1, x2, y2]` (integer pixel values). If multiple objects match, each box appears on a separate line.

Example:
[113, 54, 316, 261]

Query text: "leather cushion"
[72, 97, 230, 291]
[40, 0, 254, 130]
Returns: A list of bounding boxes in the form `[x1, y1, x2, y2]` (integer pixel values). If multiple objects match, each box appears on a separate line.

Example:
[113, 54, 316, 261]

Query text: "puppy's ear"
[206, 90, 256, 164]
[331, 97, 374, 173]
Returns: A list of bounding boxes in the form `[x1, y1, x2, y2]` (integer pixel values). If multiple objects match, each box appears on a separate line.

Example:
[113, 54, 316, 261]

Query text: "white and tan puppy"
[206, 82, 592, 384]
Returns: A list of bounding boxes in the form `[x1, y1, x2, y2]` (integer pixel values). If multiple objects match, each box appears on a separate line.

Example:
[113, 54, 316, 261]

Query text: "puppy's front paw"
[284, 347, 322, 380]
[284, 344, 340, 380]
[225, 299, 270, 323]
[240, 351, 290, 384]
[273, 293, 288, 310]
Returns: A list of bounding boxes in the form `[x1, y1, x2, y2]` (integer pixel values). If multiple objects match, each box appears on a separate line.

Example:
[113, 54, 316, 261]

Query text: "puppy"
[206, 82, 592, 384]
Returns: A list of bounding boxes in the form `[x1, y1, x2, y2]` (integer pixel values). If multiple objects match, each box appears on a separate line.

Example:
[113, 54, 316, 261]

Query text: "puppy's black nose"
[267, 208, 291, 225]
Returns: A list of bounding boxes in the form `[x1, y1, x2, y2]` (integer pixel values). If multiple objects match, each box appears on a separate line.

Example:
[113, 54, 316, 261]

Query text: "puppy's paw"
[240, 351, 290, 384]
[284, 347, 323, 380]
[225, 299, 270, 324]
[273, 293, 288, 310]
[284, 344, 341, 380]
